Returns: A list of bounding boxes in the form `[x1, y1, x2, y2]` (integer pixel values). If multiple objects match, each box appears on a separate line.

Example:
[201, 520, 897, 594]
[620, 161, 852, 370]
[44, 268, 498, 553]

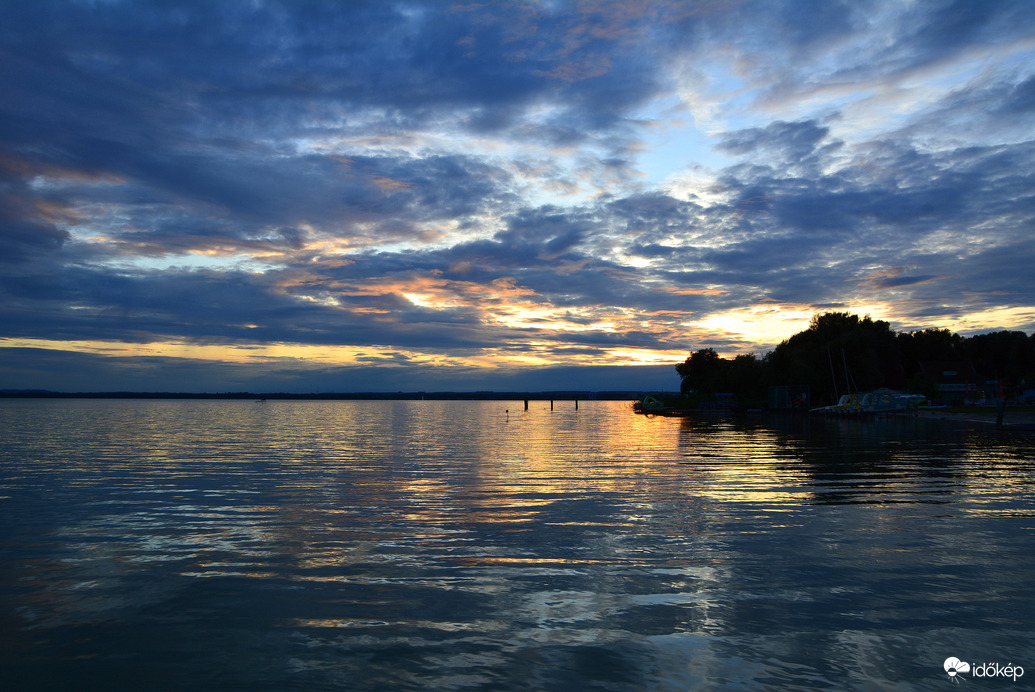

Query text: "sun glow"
[0, 336, 683, 372]
[0, 337, 416, 367]
[605, 348, 683, 365]
[695, 304, 862, 352]
[698, 306, 811, 343]
[920, 305, 1035, 335]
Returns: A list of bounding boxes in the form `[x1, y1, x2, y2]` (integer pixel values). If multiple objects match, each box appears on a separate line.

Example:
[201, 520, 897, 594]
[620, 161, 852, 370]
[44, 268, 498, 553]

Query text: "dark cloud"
[0, 190, 70, 263]
[719, 120, 833, 162]
[906, 0, 1012, 57]
[1000, 74, 1035, 114]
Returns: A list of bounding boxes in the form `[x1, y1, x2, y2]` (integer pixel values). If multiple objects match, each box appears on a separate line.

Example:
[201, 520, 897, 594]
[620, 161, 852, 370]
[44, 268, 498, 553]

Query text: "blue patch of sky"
[632, 92, 736, 193]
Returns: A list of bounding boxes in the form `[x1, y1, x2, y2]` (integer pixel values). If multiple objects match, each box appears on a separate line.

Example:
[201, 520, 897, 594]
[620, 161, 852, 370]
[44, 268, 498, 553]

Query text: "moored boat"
[633, 394, 694, 416]
[810, 389, 926, 416]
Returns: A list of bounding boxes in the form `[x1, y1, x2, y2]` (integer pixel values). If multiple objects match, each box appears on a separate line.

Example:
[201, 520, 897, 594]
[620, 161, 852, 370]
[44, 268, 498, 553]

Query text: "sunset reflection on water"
[1, 399, 1033, 690]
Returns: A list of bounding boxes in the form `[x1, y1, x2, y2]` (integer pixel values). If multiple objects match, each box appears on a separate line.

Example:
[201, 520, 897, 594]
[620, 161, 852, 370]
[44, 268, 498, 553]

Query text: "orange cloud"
[371, 176, 413, 191]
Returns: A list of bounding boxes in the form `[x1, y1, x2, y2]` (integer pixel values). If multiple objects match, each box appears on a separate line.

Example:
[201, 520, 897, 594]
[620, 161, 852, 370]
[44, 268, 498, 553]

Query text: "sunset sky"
[2, 0, 1034, 392]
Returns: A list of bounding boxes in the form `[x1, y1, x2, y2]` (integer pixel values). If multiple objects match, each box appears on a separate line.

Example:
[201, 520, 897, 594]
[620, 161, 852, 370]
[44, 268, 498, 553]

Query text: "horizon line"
[0, 389, 670, 400]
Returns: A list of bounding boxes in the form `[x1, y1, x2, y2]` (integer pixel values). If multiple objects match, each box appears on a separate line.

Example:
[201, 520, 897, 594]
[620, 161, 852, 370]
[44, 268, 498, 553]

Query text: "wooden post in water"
[575, 399, 579, 411]
[550, 400, 554, 410]
[524, 399, 529, 411]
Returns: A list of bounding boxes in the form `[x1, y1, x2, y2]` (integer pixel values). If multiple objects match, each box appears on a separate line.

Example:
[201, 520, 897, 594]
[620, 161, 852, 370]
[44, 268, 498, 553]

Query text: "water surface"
[1, 399, 1033, 690]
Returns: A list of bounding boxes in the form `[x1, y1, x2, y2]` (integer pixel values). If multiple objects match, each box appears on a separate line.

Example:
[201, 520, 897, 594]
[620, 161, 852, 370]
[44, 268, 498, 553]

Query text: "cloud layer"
[2, 0, 1033, 391]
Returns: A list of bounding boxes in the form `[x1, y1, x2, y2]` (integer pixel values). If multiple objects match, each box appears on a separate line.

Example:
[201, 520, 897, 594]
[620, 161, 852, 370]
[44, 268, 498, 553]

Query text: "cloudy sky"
[2, 0, 1034, 392]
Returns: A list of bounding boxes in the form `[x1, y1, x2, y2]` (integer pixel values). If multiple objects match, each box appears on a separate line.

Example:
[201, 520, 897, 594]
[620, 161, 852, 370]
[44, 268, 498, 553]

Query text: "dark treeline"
[676, 312, 1035, 407]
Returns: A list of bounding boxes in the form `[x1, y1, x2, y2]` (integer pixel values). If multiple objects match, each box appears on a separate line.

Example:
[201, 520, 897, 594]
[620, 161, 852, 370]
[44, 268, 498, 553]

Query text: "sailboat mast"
[842, 348, 854, 393]
[828, 348, 839, 401]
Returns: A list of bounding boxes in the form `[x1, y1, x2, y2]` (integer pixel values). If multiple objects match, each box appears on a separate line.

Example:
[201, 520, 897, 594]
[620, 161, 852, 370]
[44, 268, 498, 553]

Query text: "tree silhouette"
[672, 312, 1034, 406]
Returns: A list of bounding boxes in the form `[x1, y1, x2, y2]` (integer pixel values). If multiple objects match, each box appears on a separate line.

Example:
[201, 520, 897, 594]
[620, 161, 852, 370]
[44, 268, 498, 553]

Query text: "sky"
[2, 0, 1034, 393]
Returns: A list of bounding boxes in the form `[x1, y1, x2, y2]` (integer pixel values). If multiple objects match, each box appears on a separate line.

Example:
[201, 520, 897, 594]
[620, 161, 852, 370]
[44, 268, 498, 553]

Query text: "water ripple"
[1, 399, 1033, 690]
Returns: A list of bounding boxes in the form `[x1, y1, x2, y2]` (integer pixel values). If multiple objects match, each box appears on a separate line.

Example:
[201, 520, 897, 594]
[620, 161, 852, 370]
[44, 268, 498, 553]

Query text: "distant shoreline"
[910, 407, 1035, 430]
[6, 392, 1033, 428]
[0, 390, 650, 401]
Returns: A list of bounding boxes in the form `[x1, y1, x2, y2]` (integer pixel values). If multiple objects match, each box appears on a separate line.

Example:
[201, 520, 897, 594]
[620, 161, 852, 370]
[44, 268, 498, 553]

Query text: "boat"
[810, 392, 863, 415]
[633, 394, 694, 416]
[810, 389, 926, 416]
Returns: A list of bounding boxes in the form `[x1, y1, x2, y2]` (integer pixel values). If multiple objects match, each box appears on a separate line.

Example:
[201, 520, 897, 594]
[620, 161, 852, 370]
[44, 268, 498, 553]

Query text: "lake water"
[1, 399, 1033, 691]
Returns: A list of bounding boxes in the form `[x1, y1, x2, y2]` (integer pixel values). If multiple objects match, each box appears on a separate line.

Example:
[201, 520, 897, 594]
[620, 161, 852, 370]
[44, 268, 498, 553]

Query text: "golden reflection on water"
[3, 398, 1034, 690]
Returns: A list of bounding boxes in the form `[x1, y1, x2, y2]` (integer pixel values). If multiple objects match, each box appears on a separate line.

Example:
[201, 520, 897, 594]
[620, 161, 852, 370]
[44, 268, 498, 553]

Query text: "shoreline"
[911, 407, 1035, 430]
